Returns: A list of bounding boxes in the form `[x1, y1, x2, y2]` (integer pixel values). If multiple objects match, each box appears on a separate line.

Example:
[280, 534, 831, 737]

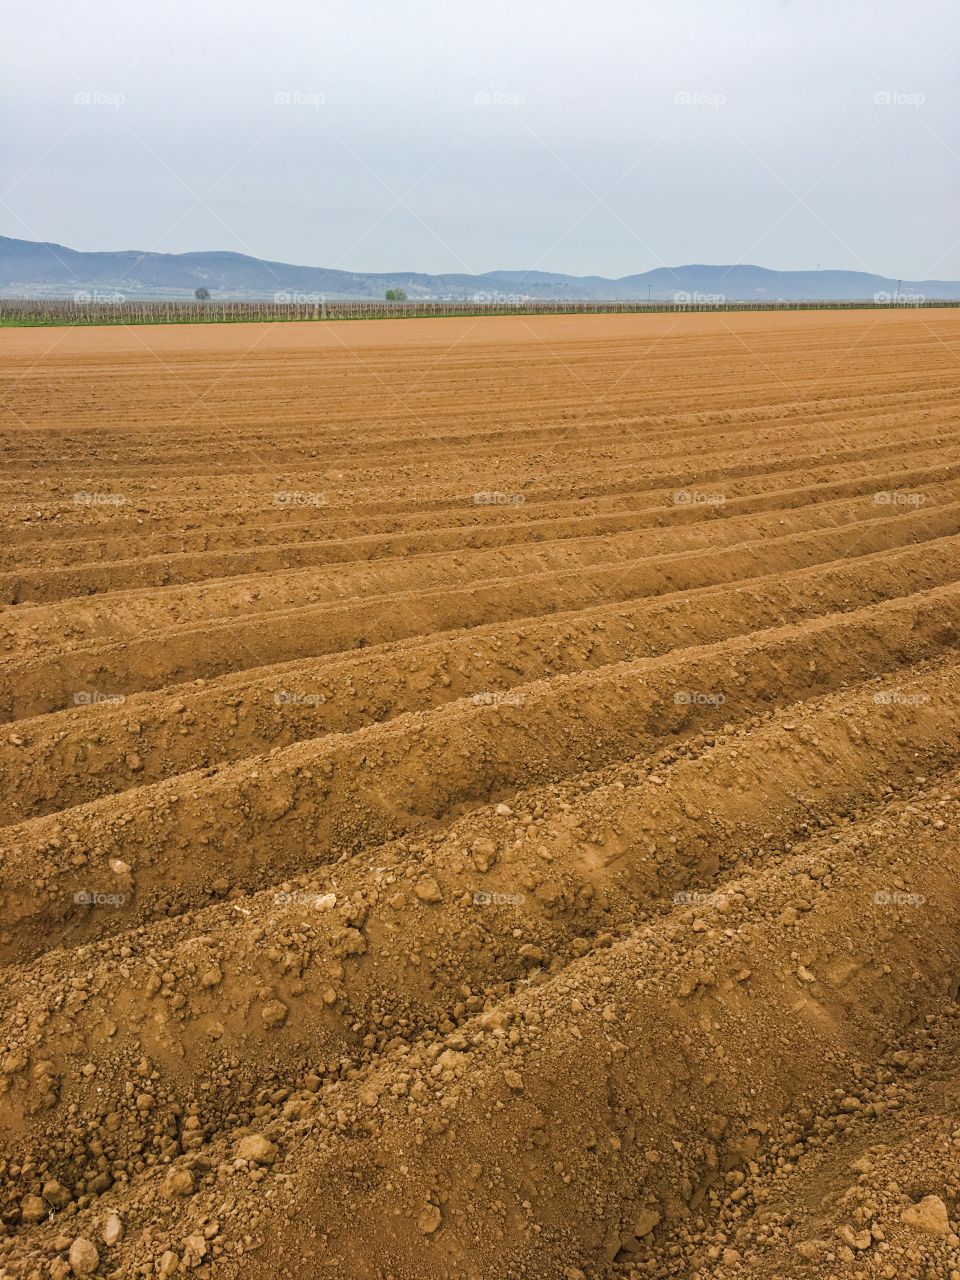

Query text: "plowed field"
[1, 310, 959, 1280]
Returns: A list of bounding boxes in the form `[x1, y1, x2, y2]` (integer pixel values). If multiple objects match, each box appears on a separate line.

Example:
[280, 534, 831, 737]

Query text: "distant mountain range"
[1, 235, 956, 302]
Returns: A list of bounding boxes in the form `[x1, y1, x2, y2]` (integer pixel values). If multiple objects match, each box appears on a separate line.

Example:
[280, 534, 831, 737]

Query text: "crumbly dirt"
[0, 310, 958, 1280]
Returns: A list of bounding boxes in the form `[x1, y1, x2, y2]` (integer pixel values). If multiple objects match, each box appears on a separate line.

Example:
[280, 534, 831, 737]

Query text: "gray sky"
[2, 0, 958, 279]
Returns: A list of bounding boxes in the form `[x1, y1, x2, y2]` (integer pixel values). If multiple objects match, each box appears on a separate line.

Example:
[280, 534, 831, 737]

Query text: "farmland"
[0, 297, 953, 329]
[1, 308, 959, 1278]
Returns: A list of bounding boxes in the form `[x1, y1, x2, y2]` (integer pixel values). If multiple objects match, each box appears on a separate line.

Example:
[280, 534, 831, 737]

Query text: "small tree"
[385, 288, 407, 301]
[194, 287, 211, 301]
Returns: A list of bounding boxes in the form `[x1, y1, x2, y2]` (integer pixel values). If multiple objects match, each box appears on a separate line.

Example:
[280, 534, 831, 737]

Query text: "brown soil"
[0, 310, 958, 1280]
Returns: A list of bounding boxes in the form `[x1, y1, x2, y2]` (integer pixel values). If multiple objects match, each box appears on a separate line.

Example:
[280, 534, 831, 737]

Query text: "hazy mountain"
[0, 236, 956, 302]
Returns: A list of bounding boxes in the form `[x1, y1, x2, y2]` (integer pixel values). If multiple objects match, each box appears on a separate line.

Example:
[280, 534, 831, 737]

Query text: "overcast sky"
[2, 0, 958, 279]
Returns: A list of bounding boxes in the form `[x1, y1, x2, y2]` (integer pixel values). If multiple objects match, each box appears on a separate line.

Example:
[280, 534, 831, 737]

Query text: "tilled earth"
[0, 310, 958, 1280]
